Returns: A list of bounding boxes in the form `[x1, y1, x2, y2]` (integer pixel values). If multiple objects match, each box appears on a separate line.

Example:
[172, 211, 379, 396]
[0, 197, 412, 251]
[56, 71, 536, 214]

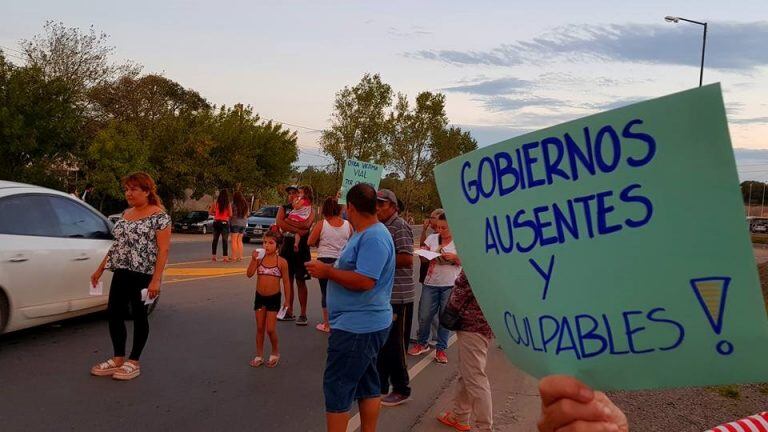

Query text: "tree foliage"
[0, 54, 83, 186]
[319, 74, 477, 214]
[320, 73, 393, 172]
[21, 21, 140, 103]
[2, 23, 298, 214]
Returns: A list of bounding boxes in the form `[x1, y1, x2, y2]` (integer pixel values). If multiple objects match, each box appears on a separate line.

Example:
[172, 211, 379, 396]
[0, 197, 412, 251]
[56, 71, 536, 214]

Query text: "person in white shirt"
[408, 212, 461, 364]
[307, 196, 352, 333]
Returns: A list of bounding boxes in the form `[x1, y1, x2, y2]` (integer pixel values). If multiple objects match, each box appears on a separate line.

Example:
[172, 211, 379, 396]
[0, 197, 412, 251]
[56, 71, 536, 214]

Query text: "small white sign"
[415, 249, 442, 261]
[141, 288, 157, 305]
[89, 281, 103, 296]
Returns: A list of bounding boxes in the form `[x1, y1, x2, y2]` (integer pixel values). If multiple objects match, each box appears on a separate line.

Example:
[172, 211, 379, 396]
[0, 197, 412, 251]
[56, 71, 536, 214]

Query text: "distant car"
[244, 206, 279, 243]
[173, 211, 214, 234]
[0, 181, 158, 334]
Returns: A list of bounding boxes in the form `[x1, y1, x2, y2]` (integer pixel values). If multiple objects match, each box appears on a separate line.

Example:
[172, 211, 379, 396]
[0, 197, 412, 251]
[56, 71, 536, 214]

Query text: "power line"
[0, 46, 25, 62]
[0, 44, 24, 55]
[292, 162, 335, 170]
[298, 147, 333, 162]
[263, 117, 324, 132]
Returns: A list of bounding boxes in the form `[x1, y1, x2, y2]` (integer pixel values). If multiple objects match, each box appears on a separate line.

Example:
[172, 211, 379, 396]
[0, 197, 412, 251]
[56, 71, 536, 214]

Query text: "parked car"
[173, 211, 214, 234]
[0, 181, 161, 334]
[243, 205, 279, 243]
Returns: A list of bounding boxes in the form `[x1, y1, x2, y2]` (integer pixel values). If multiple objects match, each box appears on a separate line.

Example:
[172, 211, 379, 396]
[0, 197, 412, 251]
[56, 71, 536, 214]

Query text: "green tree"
[208, 104, 298, 193]
[320, 73, 393, 174]
[88, 75, 298, 207]
[420, 125, 478, 212]
[21, 21, 140, 104]
[386, 91, 448, 212]
[0, 54, 82, 187]
[86, 121, 151, 210]
[87, 73, 214, 205]
[296, 166, 340, 204]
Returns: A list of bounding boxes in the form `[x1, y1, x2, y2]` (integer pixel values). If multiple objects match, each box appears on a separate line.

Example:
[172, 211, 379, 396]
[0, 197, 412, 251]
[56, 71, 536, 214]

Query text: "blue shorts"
[230, 225, 245, 234]
[323, 327, 390, 413]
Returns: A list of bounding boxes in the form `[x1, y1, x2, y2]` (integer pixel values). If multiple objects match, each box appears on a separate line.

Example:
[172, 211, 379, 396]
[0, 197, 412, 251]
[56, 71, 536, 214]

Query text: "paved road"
[0, 233, 455, 432]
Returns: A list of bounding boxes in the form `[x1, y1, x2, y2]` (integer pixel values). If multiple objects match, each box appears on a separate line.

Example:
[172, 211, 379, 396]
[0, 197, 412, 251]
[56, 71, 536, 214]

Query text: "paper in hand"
[255, 248, 266, 259]
[415, 249, 441, 261]
[141, 288, 157, 305]
[89, 281, 103, 296]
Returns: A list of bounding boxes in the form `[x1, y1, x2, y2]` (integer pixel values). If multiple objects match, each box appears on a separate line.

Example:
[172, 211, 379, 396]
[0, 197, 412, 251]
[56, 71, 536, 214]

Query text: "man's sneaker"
[435, 350, 448, 364]
[381, 392, 411, 407]
[437, 412, 470, 431]
[407, 344, 431, 356]
[296, 315, 308, 326]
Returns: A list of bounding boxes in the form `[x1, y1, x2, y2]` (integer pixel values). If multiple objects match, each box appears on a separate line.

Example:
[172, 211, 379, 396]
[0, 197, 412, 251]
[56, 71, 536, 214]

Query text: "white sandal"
[91, 358, 121, 376]
[112, 362, 141, 380]
[266, 354, 280, 368]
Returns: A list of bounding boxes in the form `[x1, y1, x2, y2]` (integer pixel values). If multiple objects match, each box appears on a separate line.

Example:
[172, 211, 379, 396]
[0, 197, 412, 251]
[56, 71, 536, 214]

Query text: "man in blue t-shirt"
[306, 183, 395, 432]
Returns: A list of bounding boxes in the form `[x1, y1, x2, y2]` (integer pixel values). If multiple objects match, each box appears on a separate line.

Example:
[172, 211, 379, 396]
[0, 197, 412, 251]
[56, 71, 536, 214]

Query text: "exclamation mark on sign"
[690, 277, 733, 356]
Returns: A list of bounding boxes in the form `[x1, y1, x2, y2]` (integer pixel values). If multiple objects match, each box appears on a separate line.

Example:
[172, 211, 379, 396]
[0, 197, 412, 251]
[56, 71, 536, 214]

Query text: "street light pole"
[665, 16, 708, 87]
[699, 22, 707, 87]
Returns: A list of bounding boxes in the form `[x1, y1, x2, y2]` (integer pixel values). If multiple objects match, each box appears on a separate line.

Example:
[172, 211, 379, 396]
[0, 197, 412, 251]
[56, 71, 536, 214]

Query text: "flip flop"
[249, 356, 264, 368]
[266, 354, 280, 368]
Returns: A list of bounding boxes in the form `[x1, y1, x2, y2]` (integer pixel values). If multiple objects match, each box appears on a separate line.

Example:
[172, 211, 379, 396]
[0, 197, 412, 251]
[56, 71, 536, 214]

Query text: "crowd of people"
[85, 172, 765, 432]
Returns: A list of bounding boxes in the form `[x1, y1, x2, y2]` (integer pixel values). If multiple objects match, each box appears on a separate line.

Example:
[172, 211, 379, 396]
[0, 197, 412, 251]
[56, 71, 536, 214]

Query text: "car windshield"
[251, 206, 277, 218]
[182, 211, 209, 221]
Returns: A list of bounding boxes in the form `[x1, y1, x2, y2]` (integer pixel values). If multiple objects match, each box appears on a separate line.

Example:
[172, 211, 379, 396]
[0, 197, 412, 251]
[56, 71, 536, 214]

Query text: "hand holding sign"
[338, 159, 383, 204]
[434, 84, 768, 390]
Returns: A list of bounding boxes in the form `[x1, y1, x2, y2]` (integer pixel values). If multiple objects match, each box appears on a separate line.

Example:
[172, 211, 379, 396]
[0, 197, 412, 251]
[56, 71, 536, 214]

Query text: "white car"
[0, 181, 116, 333]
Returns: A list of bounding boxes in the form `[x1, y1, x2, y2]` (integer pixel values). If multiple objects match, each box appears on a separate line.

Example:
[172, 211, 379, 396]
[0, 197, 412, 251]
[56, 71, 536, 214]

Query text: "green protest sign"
[338, 159, 383, 204]
[434, 84, 768, 390]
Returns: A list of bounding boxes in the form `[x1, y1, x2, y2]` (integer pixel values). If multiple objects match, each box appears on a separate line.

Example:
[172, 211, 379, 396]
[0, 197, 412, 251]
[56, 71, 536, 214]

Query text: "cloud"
[442, 77, 533, 95]
[726, 102, 745, 115]
[482, 95, 563, 112]
[584, 97, 647, 111]
[456, 124, 534, 147]
[388, 26, 433, 38]
[408, 22, 768, 70]
[730, 117, 768, 125]
[406, 44, 527, 66]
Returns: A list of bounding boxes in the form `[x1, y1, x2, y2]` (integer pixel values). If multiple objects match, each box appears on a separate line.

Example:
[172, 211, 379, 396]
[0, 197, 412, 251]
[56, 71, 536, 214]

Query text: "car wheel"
[202, 225, 207, 235]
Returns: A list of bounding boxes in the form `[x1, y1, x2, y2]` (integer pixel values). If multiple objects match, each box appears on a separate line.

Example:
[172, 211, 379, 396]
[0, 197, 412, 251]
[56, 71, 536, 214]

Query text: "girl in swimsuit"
[246, 231, 290, 368]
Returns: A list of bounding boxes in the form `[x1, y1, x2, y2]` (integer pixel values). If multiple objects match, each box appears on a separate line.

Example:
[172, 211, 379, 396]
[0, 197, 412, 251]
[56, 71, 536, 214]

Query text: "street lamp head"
[665, 16, 680, 23]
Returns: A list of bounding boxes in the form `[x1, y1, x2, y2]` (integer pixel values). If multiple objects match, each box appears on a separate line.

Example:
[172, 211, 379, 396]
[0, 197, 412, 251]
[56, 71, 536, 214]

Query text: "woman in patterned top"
[89, 172, 171, 381]
[436, 270, 495, 432]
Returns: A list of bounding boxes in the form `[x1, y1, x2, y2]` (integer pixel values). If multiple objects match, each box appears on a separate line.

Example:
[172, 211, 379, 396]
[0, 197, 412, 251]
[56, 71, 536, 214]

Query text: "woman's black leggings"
[108, 269, 152, 360]
[212, 220, 229, 256]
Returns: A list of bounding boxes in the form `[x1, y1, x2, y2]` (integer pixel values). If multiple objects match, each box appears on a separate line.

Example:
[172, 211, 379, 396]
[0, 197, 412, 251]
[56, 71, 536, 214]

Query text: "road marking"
[346, 334, 458, 432]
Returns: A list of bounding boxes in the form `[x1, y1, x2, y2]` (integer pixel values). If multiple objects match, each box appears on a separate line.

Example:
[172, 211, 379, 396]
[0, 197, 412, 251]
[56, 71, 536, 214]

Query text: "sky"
[1, 1, 767, 179]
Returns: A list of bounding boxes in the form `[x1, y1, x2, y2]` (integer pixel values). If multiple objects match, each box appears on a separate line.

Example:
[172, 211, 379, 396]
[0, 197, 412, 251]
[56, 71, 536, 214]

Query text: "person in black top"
[275, 185, 315, 325]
